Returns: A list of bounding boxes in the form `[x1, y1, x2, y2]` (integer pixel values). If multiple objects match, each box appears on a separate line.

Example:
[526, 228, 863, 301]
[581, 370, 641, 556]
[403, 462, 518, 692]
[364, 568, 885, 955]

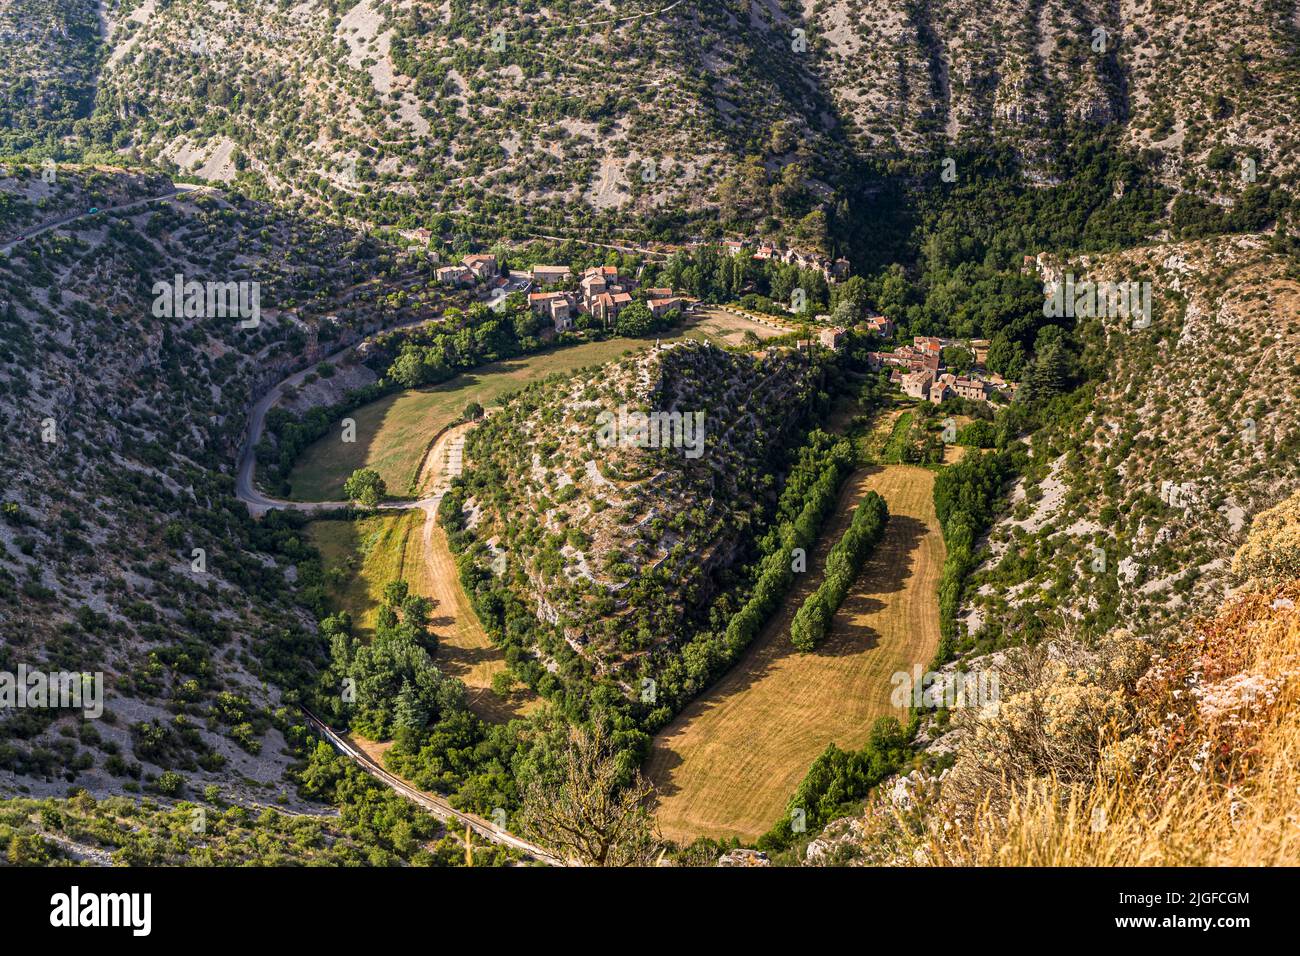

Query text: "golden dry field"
[646, 462, 945, 843]
[307, 510, 539, 722]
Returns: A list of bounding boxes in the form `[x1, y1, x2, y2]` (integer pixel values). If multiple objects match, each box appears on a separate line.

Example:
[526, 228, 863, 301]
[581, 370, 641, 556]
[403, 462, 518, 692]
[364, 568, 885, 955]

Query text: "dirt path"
[408, 424, 537, 721]
[406, 421, 538, 721]
[645, 461, 945, 844]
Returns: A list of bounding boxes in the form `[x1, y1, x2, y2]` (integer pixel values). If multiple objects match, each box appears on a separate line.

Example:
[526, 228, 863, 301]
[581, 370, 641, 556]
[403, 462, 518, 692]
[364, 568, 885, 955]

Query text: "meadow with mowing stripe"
[307, 510, 538, 722]
[646, 463, 946, 844]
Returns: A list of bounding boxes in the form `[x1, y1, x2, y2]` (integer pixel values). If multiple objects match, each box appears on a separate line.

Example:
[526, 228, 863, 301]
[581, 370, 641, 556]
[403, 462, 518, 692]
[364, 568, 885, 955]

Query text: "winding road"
[0, 184, 206, 256]
[234, 324, 564, 863]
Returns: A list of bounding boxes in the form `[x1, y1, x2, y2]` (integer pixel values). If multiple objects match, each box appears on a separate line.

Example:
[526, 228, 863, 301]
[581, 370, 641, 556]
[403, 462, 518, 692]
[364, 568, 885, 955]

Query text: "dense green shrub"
[789, 491, 889, 651]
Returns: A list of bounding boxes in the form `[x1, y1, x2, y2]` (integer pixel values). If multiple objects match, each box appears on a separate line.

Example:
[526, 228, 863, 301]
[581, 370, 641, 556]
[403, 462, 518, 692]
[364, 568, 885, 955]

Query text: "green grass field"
[877, 410, 914, 463]
[288, 339, 658, 501]
[306, 510, 539, 721]
[306, 512, 426, 636]
[284, 317, 772, 501]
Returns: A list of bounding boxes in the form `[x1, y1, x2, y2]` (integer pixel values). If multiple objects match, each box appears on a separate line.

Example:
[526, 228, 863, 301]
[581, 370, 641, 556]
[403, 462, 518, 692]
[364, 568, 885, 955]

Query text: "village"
[420, 242, 1013, 411]
[864, 328, 1016, 405]
[719, 238, 852, 283]
[427, 251, 689, 334]
[414, 233, 855, 335]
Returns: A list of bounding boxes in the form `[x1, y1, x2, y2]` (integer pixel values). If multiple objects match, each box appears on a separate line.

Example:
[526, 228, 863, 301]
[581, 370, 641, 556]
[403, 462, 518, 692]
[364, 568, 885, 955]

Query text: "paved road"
[0, 184, 206, 256]
[6, 172, 563, 862]
[234, 338, 375, 516]
[241, 328, 562, 863]
[302, 707, 568, 866]
[234, 313, 471, 515]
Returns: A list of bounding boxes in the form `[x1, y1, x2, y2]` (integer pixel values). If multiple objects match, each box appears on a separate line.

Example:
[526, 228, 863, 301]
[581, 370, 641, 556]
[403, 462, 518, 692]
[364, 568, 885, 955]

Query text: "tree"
[614, 301, 654, 337]
[343, 468, 387, 507]
[491, 670, 516, 698]
[1025, 339, 1071, 401]
[464, 401, 484, 420]
[986, 332, 1027, 381]
[942, 345, 975, 374]
[518, 724, 662, 866]
[392, 680, 428, 744]
[389, 348, 427, 389]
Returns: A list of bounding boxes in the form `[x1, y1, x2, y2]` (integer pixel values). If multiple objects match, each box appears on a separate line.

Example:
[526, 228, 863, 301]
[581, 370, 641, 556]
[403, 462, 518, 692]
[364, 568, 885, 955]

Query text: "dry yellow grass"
[689, 306, 790, 347]
[420, 509, 542, 722]
[646, 463, 945, 843]
[904, 497, 1300, 866]
[923, 586, 1300, 866]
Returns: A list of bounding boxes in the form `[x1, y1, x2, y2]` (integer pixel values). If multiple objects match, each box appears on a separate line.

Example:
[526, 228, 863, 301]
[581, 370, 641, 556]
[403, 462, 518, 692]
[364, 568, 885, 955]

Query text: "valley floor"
[646, 460, 946, 843]
[307, 504, 540, 724]
[285, 313, 776, 501]
[286, 312, 787, 722]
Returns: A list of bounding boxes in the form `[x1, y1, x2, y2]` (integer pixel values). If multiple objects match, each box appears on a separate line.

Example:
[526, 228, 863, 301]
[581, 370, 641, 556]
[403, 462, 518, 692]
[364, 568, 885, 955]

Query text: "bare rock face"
[717, 848, 771, 867]
[804, 817, 868, 866]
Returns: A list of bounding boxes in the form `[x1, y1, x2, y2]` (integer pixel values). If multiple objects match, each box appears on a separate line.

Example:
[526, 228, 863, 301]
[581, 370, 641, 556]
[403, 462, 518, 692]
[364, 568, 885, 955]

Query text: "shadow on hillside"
[286, 391, 390, 502]
[817, 513, 928, 658]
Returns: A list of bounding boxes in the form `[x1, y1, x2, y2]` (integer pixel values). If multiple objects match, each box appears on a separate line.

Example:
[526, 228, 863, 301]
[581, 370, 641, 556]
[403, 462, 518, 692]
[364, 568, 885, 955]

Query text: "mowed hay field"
[646, 464, 945, 844]
[307, 512, 429, 635]
[285, 317, 766, 502]
[689, 306, 791, 346]
[307, 511, 538, 722]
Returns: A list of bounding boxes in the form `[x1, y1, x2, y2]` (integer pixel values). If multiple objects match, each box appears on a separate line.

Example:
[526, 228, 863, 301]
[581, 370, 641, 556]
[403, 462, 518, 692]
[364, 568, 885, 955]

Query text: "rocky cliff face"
[6, 1, 1295, 233]
[964, 233, 1300, 648]
[0, 169, 418, 799]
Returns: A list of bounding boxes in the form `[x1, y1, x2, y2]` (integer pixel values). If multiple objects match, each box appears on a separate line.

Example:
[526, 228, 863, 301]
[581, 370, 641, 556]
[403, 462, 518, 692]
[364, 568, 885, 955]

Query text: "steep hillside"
[802, 0, 1300, 193]
[0, 167, 437, 800]
[0, 163, 172, 241]
[6, 0, 1296, 242]
[81, 0, 841, 239]
[0, 0, 101, 156]
[963, 234, 1300, 650]
[445, 340, 827, 673]
[806, 489, 1300, 867]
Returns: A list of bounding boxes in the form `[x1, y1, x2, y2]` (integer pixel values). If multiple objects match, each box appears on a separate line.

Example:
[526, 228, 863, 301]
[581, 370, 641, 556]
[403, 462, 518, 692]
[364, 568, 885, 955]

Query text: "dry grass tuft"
[853, 492, 1300, 867]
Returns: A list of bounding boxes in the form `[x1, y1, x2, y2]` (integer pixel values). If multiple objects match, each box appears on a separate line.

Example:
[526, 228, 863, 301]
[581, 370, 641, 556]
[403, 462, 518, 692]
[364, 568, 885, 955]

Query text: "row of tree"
[627, 430, 857, 729]
[933, 451, 1010, 656]
[789, 491, 889, 652]
[758, 716, 911, 852]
